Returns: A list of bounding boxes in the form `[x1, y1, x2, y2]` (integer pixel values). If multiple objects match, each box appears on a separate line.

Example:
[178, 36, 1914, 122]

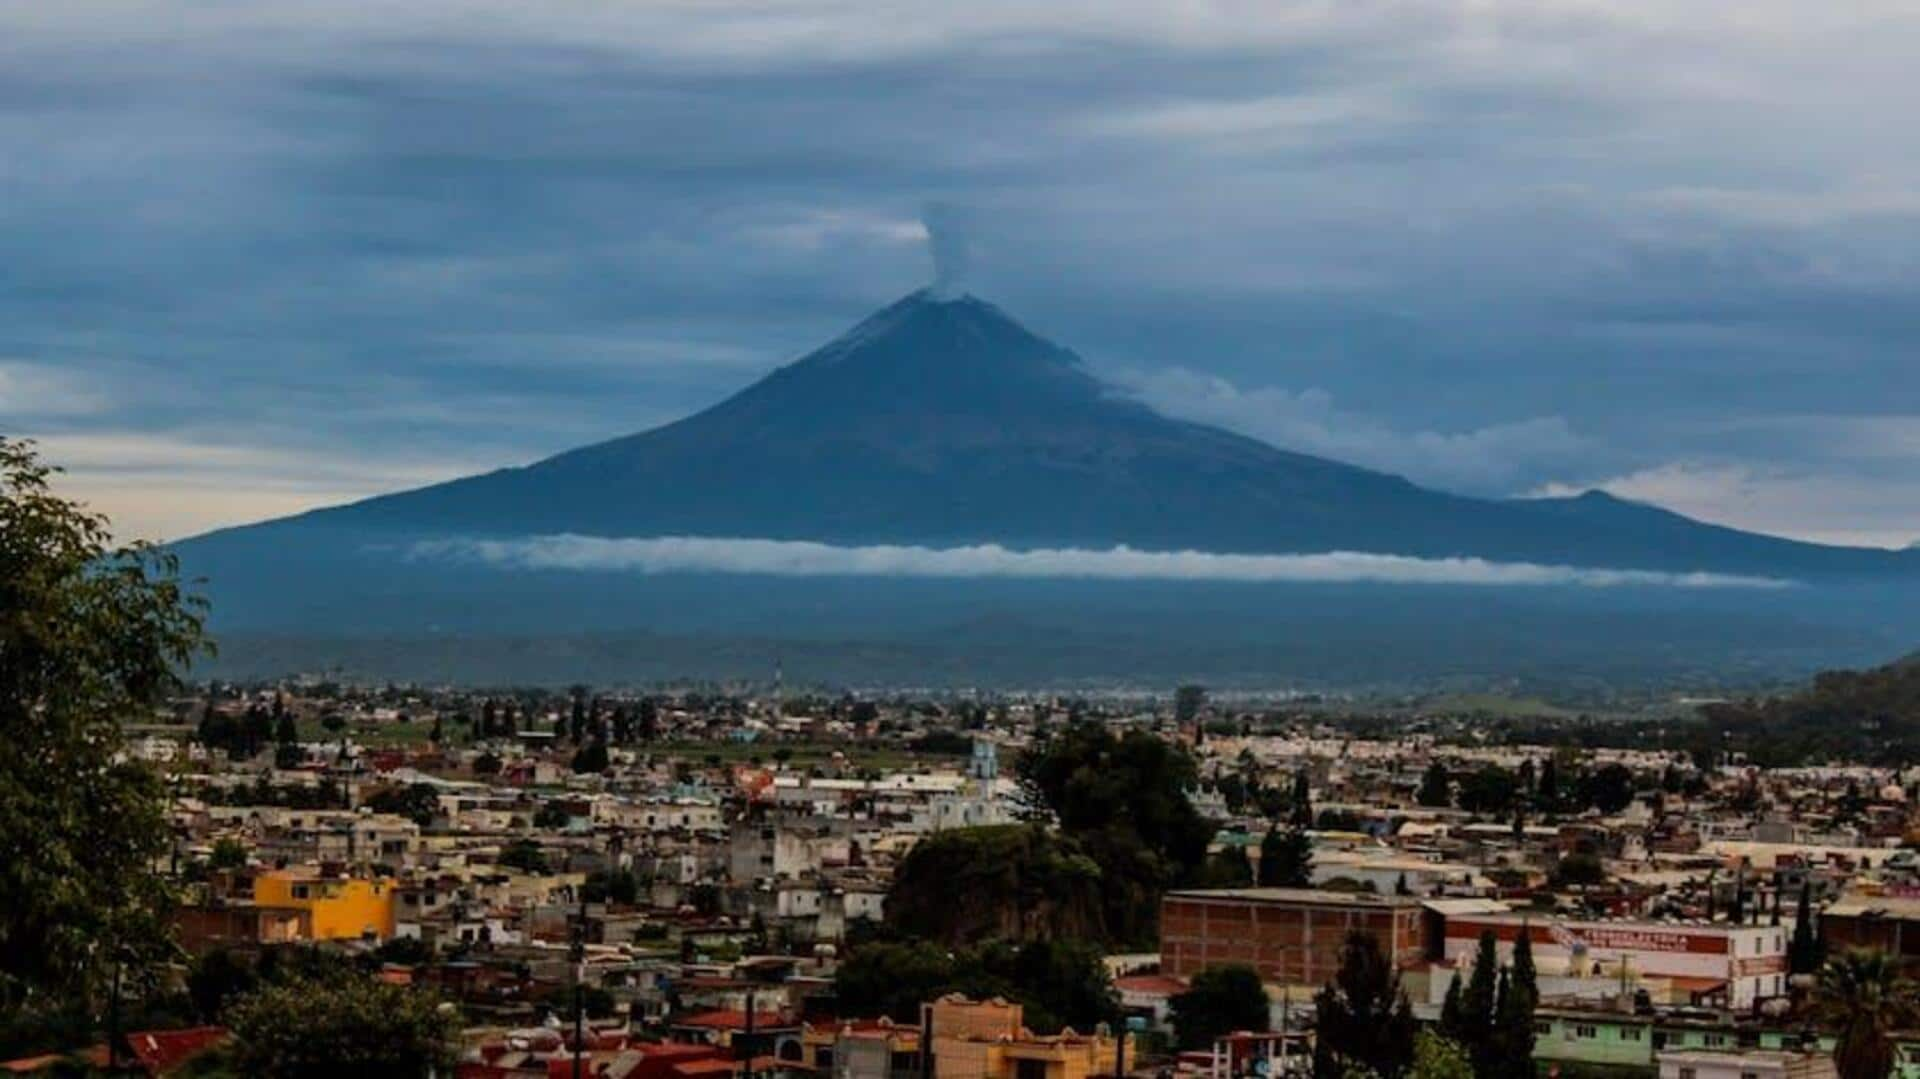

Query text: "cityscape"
[7, 2, 1920, 1078]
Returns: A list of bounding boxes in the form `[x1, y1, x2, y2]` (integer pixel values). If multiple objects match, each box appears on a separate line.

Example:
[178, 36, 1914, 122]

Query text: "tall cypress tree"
[1457, 930, 1499, 1066]
[1495, 939, 1539, 1076]
[1439, 972, 1466, 1044]
[1290, 768, 1314, 828]
[1311, 932, 1417, 1079]
[1790, 882, 1825, 975]
[1481, 969, 1512, 1078]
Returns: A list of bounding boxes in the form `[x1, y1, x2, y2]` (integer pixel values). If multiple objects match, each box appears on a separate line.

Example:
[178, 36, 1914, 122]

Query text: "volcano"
[172, 289, 1920, 684]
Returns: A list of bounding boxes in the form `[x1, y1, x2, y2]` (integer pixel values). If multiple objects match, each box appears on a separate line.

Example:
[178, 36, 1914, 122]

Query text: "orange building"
[925, 996, 1123, 1079]
[252, 870, 398, 941]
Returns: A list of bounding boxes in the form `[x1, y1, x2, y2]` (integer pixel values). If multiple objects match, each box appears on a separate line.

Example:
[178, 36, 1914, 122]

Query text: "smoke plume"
[922, 202, 972, 298]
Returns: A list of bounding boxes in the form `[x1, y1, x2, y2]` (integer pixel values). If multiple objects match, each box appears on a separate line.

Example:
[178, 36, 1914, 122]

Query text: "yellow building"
[252, 870, 397, 941]
[925, 996, 1124, 1079]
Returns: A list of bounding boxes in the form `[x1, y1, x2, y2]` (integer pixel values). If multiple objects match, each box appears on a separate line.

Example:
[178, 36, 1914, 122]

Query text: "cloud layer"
[413, 535, 1790, 590]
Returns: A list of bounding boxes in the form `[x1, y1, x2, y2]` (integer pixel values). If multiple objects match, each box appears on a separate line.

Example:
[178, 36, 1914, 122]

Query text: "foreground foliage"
[1814, 949, 1917, 1079]
[222, 973, 458, 1077]
[834, 936, 1118, 1035]
[0, 438, 210, 1017]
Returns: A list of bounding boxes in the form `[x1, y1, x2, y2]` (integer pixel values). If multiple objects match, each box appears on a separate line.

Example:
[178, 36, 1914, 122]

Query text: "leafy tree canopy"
[0, 438, 211, 1016]
[222, 973, 458, 1077]
[1016, 724, 1214, 944]
[1169, 965, 1268, 1050]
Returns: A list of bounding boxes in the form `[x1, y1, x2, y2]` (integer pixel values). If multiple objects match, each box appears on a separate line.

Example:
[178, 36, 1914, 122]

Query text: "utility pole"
[571, 891, 587, 1079]
[1113, 1019, 1126, 1079]
[742, 987, 758, 1079]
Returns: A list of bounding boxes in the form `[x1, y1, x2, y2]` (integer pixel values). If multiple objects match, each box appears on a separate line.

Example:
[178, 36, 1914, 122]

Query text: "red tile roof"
[127, 1026, 228, 1074]
[672, 1010, 791, 1030]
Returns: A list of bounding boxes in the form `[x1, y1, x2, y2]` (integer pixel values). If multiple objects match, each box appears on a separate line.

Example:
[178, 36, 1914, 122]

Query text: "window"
[1679, 1069, 1696, 1079]
[1575, 1025, 1598, 1039]
[1704, 1034, 1727, 1048]
[1535, 1022, 1553, 1036]
[1622, 1028, 1643, 1042]
[1015, 1060, 1049, 1079]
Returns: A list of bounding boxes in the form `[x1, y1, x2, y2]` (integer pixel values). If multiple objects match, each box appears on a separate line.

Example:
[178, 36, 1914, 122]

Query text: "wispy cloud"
[1114, 365, 1600, 495]
[0, 361, 109, 417]
[411, 534, 1791, 589]
[1533, 463, 1920, 550]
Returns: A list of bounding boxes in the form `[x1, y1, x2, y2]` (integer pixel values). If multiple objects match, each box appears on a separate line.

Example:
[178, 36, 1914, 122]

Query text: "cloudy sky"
[4, 1, 1918, 547]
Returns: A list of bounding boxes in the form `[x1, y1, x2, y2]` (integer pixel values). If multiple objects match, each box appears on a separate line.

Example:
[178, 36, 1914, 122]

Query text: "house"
[252, 868, 398, 940]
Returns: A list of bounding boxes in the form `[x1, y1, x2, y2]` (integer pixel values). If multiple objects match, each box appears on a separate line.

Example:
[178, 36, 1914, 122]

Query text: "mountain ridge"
[183, 289, 1913, 579]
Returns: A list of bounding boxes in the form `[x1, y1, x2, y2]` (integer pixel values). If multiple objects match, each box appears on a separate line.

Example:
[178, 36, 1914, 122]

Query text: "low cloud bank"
[410, 535, 1791, 589]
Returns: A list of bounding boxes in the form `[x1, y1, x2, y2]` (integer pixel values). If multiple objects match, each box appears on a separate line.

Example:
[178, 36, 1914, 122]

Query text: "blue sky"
[3, 2, 1918, 547]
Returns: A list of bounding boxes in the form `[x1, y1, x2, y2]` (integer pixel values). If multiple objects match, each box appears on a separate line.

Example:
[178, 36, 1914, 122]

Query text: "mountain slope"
[182, 290, 1916, 580]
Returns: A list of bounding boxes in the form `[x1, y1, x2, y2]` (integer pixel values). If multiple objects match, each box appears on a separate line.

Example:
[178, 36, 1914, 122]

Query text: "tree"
[1484, 933, 1539, 1072]
[571, 739, 610, 774]
[1438, 973, 1463, 1041]
[1415, 762, 1451, 808]
[1456, 766, 1519, 816]
[835, 938, 1117, 1036]
[1290, 768, 1314, 828]
[209, 837, 250, 870]
[1448, 930, 1498, 1066]
[1409, 1031, 1473, 1079]
[1582, 763, 1636, 814]
[1259, 827, 1314, 888]
[224, 974, 459, 1076]
[0, 438, 210, 1018]
[471, 751, 502, 777]
[1170, 965, 1268, 1050]
[1791, 883, 1826, 976]
[273, 707, 298, 747]
[186, 948, 256, 1022]
[1175, 684, 1207, 726]
[1813, 949, 1916, 1079]
[1016, 724, 1214, 943]
[583, 870, 641, 906]
[885, 824, 1106, 946]
[366, 783, 441, 828]
[1203, 844, 1255, 887]
[499, 839, 548, 874]
[1551, 850, 1607, 887]
[1537, 757, 1560, 812]
[1312, 932, 1416, 1079]
[832, 940, 954, 1022]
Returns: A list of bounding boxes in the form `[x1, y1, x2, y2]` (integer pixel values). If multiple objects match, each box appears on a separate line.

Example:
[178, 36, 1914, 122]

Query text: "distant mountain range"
[173, 290, 1920, 687]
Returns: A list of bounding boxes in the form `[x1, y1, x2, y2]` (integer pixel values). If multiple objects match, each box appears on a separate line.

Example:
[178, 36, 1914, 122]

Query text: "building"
[1531, 1008, 1835, 1075]
[1657, 1049, 1836, 1079]
[1440, 914, 1790, 1008]
[924, 997, 1123, 1079]
[252, 869, 398, 941]
[1159, 888, 1426, 985]
[1821, 892, 1920, 970]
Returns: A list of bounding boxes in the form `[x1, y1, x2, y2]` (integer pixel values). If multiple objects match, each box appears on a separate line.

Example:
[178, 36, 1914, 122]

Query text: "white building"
[1442, 913, 1791, 1008]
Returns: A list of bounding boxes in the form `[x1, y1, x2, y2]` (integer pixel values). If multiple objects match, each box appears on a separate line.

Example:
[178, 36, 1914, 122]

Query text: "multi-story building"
[1440, 913, 1791, 1008]
[252, 869, 398, 941]
[1159, 888, 1426, 986]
